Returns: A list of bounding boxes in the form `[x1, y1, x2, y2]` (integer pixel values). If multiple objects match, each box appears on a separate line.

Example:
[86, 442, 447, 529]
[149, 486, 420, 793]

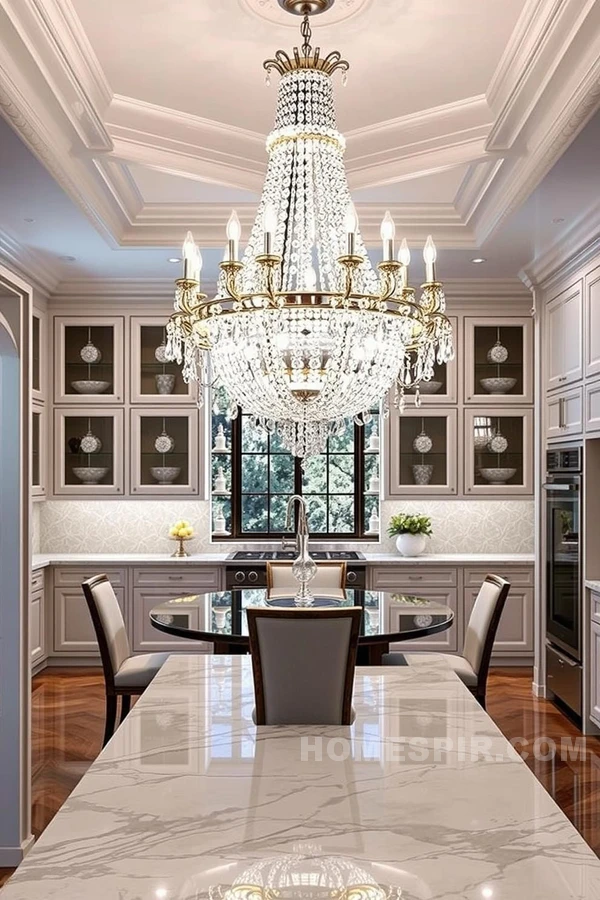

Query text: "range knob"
[347, 571, 357, 583]
[248, 570, 259, 583]
[234, 571, 246, 583]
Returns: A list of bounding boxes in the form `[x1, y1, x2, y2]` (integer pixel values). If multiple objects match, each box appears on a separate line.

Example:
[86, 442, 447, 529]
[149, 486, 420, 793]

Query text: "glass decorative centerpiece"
[165, 0, 453, 459]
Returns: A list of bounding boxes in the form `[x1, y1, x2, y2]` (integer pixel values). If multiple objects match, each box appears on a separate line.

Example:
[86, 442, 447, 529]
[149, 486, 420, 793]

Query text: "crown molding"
[442, 277, 530, 299]
[0, 227, 61, 294]
[520, 200, 600, 289]
[49, 276, 207, 306]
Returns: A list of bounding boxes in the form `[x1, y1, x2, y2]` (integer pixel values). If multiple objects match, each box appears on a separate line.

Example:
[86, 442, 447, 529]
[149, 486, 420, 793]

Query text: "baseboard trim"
[0, 833, 35, 867]
[532, 681, 546, 698]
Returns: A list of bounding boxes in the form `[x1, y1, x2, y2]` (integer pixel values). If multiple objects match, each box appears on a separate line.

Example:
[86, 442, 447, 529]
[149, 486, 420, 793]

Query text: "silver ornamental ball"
[487, 340, 509, 364]
[154, 431, 175, 454]
[155, 342, 168, 363]
[80, 341, 102, 364]
[488, 433, 508, 454]
[412, 431, 433, 454]
[80, 431, 102, 454]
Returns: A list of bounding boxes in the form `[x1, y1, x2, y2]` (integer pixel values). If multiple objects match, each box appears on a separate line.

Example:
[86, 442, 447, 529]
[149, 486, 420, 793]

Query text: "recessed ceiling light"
[471, 257, 486, 264]
[168, 257, 182, 263]
[59, 255, 76, 262]
[552, 217, 565, 224]
[23, 217, 35, 223]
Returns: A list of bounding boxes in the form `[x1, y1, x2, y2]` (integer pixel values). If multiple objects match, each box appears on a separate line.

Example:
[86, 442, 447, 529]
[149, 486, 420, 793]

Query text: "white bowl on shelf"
[72, 466, 109, 485]
[71, 380, 110, 395]
[479, 377, 517, 394]
[150, 466, 181, 485]
[478, 467, 517, 485]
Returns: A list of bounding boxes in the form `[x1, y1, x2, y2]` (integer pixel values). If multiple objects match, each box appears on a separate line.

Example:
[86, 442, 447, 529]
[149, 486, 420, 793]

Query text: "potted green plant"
[387, 512, 432, 557]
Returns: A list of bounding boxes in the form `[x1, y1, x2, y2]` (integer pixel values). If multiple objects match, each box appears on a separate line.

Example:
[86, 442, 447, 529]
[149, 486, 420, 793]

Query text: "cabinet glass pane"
[397, 416, 447, 486]
[472, 415, 524, 486]
[139, 416, 189, 485]
[64, 416, 114, 485]
[407, 360, 448, 398]
[139, 325, 188, 396]
[473, 326, 523, 397]
[32, 411, 40, 486]
[64, 326, 114, 395]
[32, 315, 40, 393]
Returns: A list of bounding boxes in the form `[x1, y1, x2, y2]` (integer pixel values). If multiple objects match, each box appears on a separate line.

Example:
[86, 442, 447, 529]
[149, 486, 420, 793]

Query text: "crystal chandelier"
[166, 0, 454, 458]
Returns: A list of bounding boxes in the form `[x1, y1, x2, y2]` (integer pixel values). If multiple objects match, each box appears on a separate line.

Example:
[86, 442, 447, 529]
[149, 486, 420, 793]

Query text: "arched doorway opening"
[0, 267, 32, 865]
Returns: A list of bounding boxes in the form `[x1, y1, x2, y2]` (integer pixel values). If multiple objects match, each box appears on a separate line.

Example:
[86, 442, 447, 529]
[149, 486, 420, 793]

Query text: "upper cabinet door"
[585, 266, 600, 379]
[32, 309, 45, 403]
[54, 317, 125, 404]
[403, 316, 458, 405]
[130, 316, 195, 404]
[464, 317, 533, 404]
[546, 281, 583, 391]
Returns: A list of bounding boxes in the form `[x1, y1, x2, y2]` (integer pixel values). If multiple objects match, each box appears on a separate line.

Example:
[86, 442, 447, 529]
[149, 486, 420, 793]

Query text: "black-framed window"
[211, 392, 380, 540]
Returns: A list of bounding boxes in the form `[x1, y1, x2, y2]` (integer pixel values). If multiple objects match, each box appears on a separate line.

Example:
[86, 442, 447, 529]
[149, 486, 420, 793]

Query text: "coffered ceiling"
[0, 0, 600, 293]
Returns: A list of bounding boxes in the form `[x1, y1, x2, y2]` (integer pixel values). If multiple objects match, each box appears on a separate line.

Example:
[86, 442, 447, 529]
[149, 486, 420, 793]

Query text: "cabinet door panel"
[586, 266, 600, 378]
[30, 589, 45, 665]
[388, 588, 459, 653]
[464, 587, 533, 655]
[132, 588, 210, 653]
[585, 379, 600, 434]
[547, 387, 583, 441]
[53, 586, 127, 654]
[546, 281, 583, 390]
[590, 622, 600, 726]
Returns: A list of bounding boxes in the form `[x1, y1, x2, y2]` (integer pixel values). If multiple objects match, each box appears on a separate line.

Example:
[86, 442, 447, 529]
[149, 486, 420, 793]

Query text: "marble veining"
[38, 499, 535, 555]
[3, 655, 599, 900]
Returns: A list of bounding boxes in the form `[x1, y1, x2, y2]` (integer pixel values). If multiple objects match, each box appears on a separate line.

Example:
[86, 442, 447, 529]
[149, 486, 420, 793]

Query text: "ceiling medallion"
[240, 0, 371, 27]
[166, 1, 454, 458]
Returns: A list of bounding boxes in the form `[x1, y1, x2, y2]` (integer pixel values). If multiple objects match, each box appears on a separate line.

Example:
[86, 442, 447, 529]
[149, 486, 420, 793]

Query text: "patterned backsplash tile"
[38, 499, 535, 554]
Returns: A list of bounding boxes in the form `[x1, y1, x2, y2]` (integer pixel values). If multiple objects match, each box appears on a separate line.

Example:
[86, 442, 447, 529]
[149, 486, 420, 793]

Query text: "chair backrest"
[266, 561, 347, 591]
[82, 574, 130, 687]
[247, 606, 362, 725]
[463, 573, 510, 690]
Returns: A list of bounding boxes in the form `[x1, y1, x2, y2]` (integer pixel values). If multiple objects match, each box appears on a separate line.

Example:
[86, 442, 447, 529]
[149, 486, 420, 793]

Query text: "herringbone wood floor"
[1, 667, 600, 888]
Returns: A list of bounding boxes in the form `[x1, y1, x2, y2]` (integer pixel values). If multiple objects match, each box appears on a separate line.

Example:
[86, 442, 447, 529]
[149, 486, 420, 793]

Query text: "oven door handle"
[542, 482, 578, 492]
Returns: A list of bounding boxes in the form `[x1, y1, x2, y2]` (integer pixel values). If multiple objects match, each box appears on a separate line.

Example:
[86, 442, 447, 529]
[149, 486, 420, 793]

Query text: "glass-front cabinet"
[404, 316, 458, 405]
[32, 403, 46, 498]
[54, 317, 124, 404]
[464, 408, 533, 495]
[130, 409, 200, 496]
[130, 317, 194, 404]
[32, 310, 45, 403]
[464, 317, 533, 404]
[386, 408, 458, 497]
[54, 409, 124, 495]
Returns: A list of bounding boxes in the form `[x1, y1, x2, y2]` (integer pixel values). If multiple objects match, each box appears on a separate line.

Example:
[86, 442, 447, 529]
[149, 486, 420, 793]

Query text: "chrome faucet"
[281, 494, 309, 553]
[283, 495, 316, 605]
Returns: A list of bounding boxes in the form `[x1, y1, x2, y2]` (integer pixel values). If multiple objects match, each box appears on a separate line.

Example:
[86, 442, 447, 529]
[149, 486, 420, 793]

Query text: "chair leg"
[103, 694, 117, 747]
[119, 694, 131, 725]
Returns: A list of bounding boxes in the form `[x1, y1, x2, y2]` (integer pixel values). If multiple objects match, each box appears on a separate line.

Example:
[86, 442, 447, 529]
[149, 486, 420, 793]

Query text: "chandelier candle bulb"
[380, 211, 395, 262]
[398, 238, 411, 284]
[226, 210, 242, 261]
[423, 235, 437, 283]
[344, 201, 358, 255]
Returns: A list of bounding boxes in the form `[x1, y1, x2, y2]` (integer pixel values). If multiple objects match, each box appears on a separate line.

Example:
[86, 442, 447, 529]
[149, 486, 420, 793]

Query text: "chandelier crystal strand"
[166, 7, 453, 458]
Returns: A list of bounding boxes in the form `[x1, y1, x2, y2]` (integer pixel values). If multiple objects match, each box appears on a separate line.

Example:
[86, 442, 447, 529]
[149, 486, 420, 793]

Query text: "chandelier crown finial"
[264, 10, 349, 77]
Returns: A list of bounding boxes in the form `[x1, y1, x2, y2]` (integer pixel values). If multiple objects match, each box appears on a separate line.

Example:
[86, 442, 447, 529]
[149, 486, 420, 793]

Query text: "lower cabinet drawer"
[31, 569, 45, 593]
[132, 588, 210, 654]
[132, 566, 223, 590]
[464, 586, 533, 655]
[591, 592, 600, 625]
[53, 566, 126, 588]
[463, 566, 534, 588]
[388, 588, 459, 654]
[30, 589, 45, 665]
[370, 566, 457, 590]
[53, 585, 127, 654]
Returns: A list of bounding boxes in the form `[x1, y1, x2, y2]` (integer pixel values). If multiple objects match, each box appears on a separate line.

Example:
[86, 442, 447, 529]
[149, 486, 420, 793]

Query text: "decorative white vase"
[396, 533, 427, 557]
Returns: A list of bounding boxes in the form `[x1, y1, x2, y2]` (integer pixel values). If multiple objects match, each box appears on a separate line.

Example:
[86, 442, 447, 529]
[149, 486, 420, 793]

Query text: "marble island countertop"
[31, 551, 534, 569]
[3, 654, 598, 900]
[586, 580, 600, 593]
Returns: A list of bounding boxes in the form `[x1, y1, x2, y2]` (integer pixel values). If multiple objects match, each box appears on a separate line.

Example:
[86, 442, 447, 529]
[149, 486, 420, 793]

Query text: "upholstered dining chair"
[82, 574, 170, 746]
[247, 606, 362, 725]
[383, 573, 511, 709]
[266, 560, 347, 595]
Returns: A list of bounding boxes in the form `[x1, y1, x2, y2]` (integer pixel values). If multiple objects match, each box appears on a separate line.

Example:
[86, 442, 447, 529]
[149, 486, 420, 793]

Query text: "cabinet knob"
[248, 570, 259, 583]
[347, 571, 357, 583]
[234, 571, 246, 583]
[408, 575, 423, 581]
[169, 575, 183, 580]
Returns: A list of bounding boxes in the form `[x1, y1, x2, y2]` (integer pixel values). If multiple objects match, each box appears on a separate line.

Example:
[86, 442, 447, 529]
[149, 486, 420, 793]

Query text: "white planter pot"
[396, 533, 427, 557]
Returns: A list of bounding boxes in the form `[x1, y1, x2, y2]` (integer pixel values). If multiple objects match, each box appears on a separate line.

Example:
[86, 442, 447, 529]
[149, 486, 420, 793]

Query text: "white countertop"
[586, 580, 600, 593]
[31, 551, 534, 569]
[3, 654, 598, 899]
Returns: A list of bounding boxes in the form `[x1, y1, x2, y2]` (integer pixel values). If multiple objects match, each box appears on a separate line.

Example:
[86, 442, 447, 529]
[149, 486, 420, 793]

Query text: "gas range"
[225, 549, 366, 589]
[228, 550, 365, 561]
